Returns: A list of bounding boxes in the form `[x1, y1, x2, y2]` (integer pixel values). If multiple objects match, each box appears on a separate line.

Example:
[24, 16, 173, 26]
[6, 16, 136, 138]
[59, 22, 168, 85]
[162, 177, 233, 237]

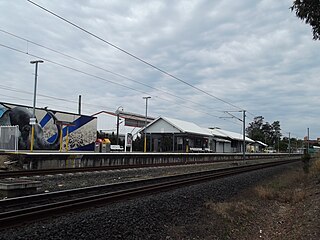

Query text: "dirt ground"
[1, 154, 319, 239]
[206, 159, 320, 239]
[172, 158, 320, 239]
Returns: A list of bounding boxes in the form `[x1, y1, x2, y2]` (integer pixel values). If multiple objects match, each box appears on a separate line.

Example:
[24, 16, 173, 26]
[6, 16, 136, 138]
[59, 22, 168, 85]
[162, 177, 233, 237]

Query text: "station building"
[139, 116, 254, 153]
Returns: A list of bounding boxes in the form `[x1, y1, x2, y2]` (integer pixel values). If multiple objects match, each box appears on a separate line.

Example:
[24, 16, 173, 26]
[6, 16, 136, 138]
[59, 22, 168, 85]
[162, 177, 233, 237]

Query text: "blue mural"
[0, 102, 97, 151]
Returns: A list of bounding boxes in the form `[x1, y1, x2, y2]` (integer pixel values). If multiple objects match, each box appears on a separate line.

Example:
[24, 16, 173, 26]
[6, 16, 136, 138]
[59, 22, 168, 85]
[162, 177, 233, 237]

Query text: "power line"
[27, 0, 245, 111]
[0, 43, 242, 123]
[0, 28, 226, 113]
[0, 93, 77, 112]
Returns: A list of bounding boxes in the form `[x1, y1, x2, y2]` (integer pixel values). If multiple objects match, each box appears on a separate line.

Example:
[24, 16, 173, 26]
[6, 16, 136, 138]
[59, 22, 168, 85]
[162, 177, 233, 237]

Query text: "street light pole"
[116, 106, 123, 145]
[242, 110, 246, 162]
[30, 60, 44, 152]
[307, 127, 310, 154]
[143, 96, 151, 153]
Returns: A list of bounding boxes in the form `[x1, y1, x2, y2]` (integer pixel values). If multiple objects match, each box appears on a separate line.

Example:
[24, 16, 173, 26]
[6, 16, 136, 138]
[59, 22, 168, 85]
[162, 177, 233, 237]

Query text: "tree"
[246, 116, 265, 141]
[261, 122, 273, 145]
[291, 0, 320, 40]
[246, 117, 282, 149]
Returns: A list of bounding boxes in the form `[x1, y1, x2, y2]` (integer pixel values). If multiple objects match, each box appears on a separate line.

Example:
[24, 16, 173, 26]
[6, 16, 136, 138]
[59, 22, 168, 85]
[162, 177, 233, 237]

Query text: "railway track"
[0, 159, 300, 229]
[0, 164, 164, 178]
[0, 155, 301, 178]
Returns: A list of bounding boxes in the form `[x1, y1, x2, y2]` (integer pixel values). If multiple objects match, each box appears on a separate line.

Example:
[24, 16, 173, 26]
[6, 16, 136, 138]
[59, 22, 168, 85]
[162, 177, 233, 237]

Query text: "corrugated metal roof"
[256, 140, 268, 147]
[162, 117, 212, 136]
[140, 116, 254, 142]
[208, 128, 229, 138]
[213, 137, 231, 143]
[213, 129, 254, 142]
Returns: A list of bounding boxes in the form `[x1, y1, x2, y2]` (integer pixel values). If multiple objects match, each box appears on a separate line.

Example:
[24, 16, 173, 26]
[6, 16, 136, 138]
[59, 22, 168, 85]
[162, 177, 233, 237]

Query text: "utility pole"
[242, 110, 246, 162]
[277, 133, 280, 152]
[78, 95, 82, 115]
[30, 60, 44, 152]
[307, 127, 310, 154]
[116, 106, 123, 145]
[222, 110, 246, 162]
[143, 96, 151, 153]
[288, 132, 291, 153]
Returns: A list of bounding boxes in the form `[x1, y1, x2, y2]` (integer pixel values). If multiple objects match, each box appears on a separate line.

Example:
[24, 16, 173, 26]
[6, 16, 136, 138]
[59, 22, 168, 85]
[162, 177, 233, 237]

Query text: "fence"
[0, 125, 19, 152]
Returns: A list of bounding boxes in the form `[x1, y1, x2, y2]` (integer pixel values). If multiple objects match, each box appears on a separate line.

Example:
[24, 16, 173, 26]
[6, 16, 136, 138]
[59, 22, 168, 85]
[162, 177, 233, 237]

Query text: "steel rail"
[0, 155, 301, 178]
[0, 164, 162, 178]
[0, 159, 300, 228]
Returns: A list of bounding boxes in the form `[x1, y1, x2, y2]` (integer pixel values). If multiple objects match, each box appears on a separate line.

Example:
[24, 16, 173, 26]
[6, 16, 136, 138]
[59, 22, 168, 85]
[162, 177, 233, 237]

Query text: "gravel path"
[0, 162, 295, 240]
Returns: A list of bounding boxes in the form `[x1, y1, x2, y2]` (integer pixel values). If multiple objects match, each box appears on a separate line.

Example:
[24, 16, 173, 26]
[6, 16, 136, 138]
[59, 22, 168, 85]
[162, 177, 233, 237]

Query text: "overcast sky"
[0, 0, 319, 139]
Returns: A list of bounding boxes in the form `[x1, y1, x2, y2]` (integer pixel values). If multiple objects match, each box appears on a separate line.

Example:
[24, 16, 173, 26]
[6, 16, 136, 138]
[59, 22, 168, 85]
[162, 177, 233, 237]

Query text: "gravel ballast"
[2, 162, 249, 195]
[0, 162, 299, 240]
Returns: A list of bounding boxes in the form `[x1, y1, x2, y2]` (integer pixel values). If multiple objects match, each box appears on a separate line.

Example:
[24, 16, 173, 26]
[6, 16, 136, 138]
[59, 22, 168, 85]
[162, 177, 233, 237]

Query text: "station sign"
[29, 118, 36, 125]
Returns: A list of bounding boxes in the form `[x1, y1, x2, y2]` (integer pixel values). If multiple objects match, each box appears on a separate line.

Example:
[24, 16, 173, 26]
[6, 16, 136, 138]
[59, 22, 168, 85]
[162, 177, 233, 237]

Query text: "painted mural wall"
[0, 102, 97, 151]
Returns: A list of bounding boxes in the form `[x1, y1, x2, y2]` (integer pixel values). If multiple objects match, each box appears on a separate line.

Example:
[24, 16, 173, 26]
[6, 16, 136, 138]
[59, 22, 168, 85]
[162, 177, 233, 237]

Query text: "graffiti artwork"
[0, 102, 97, 151]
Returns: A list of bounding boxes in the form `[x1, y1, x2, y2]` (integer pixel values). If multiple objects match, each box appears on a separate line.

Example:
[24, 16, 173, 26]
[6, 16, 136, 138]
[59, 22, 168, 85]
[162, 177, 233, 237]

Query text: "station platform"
[0, 151, 301, 171]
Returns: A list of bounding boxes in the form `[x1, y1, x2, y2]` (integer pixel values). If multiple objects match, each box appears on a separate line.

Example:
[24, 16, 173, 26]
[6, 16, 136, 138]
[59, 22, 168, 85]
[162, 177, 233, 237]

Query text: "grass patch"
[176, 159, 320, 239]
[254, 158, 320, 203]
[204, 201, 254, 223]
[310, 158, 320, 175]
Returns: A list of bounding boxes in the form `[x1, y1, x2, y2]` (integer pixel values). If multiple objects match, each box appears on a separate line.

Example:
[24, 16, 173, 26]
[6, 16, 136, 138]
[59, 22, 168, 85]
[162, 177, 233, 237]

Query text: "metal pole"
[116, 106, 123, 146]
[116, 112, 120, 145]
[307, 127, 310, 154]
[59, 127, 63, 152]
[66, 126, 69, 152]
[143, 96, 151, 153]
[288, 132, 291, 153]
[242, 110, 246, 162]
[30, 60, 44, 152]
[78, 95, 82, 115]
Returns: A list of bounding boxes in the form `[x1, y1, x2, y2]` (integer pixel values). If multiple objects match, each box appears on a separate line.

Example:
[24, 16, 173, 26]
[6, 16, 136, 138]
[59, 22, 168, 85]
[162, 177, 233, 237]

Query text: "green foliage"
[246, 116, 281, 148]
[291, 0, 320, 40]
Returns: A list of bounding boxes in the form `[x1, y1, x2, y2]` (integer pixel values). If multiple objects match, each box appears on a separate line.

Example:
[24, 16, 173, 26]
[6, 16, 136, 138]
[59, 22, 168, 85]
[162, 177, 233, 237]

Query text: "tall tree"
[291, 0, 320, 40]
[246, 117, 282, 148]
[261, 122, 273, 145]
[246, 116, 264, 141]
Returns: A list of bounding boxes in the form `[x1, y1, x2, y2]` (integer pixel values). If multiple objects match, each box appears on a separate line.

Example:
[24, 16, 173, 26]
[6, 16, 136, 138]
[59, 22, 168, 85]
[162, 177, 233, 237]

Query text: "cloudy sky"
[0, 0, 319, 139]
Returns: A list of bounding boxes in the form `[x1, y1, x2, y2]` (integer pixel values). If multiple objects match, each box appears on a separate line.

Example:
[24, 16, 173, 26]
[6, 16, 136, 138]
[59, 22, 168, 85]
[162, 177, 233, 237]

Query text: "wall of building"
[0, 102, 97, 151]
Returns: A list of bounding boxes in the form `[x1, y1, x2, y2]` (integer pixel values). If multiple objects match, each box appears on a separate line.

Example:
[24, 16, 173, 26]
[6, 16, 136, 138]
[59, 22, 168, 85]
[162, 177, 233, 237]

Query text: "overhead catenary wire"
[0, 43, 243, 124]
[0, 84, 122, 113]
[27, 0, 245, 111]
[0, 93, 77, 112]
[0, 29, 226, 113]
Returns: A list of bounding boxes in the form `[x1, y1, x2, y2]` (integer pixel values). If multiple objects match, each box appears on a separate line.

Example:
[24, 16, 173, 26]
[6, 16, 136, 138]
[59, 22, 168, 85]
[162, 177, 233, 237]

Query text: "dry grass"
[255, 158, 320, 203]
[202, 160, 320, 223]
[204, 201, 254, 222]
[310, 158, 320, 175]
[189, 159, 320, 239]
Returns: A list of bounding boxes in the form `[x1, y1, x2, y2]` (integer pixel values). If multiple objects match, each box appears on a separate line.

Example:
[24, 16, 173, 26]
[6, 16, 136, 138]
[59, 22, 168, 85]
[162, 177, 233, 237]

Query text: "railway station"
[0, 101, 257, 154]
[0, 101, 280, 171]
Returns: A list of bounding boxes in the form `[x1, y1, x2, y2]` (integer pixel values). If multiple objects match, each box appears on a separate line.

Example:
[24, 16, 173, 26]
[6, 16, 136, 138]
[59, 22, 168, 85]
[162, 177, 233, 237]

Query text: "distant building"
[93, 110, 155, 144]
